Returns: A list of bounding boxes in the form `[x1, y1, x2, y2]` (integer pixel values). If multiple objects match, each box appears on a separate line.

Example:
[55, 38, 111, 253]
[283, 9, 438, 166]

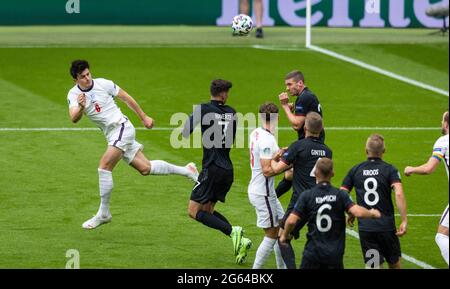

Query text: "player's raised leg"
[82, 145, 123, 230]
[129, 150, 198, 182]
[188, 200, 245, 258]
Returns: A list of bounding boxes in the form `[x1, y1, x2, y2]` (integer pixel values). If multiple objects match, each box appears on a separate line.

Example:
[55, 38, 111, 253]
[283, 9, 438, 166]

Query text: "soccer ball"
[232, 14, 253, 36]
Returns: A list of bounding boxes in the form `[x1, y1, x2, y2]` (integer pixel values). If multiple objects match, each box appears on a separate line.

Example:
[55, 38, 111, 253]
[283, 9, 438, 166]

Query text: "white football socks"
[274, 240, 287, 269]
[253, 236, 276, 269]
[149, 160, 190, 176]
[435, 233, 449, 265]
[98, 169, 113, 217]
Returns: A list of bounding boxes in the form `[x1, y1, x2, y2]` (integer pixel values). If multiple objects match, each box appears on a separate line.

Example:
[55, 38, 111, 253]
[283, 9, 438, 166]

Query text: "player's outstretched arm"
[261, 148, 288, 177]
[116, 88, 154, 129]
[261, 159, 277, 177]
[348, 205, 381, 219]
[393, 183, 407, 236]
[404, 157, 440, 176]
[270, 158, 290, 175]
[279, 212, 300, 243]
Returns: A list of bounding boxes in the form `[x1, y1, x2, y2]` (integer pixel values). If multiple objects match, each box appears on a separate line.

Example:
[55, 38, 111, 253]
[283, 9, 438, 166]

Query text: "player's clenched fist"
[142, 115, 154, 129]
[404, 166, 414, 176]
[278, 92, 289, 105]
[369, 209, 381, 219]
[77, 93, 86, 108]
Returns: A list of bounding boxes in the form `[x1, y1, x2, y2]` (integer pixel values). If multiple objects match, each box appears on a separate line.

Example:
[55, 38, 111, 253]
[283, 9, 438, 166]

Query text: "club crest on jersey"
[88, 93, 97, 103]
[263, 147, 271, 155]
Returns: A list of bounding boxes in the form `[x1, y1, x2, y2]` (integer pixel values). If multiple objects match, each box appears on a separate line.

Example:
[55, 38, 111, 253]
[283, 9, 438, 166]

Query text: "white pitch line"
[396, 214, 440, 217]
[252, 44, 309, 51]
[0, 127, 439, 132]
[346, 229, 436, 269]
[307, 44, 449, 97]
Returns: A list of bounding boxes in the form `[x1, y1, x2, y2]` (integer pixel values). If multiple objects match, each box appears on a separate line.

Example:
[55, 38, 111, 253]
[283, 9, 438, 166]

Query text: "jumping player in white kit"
[405, 111, 449, 265]
[248, 103, 286, 269]
[67, 60, 198, 230]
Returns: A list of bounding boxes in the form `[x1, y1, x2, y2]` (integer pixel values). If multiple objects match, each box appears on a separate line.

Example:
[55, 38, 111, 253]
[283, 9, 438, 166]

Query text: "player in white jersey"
[405, 111, 449, 265]
[248, 103, 286, 269]
[67, 60, 199, 230]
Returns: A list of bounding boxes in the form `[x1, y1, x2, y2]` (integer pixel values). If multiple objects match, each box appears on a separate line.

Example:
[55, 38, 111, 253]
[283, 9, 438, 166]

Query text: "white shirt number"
[316, 204, 332, 232]
[364, 177, 379, 206]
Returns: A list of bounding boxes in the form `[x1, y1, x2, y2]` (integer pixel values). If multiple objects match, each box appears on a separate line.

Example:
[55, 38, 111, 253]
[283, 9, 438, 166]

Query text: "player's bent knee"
[139, 165, 151, 176]
[188, 207, 198, 220]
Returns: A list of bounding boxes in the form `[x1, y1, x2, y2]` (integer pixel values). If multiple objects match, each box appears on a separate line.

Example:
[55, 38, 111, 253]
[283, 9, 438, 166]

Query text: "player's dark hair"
[259, 102, 279, 122]
[285, 70, 305, 83]
[444, 111, 449, 124]
[316, 158, 334, 179]
[305, 112, 322, 135]
[210, 79, 232, 97]
[70, 60, 90, 79]
[366, 134, 385, 157]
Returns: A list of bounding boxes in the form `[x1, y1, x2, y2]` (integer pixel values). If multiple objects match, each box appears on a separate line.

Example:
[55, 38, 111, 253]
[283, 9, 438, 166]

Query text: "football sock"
[196, 210, 232, 236]
[278, 239, 296, 269]
[213, 211, 231, 225]
[435, 233, 449, 265]
[253, 237, 276, 269]
[274, 241, 287, 269]
[149, 160, 190, 176]
[98, 169, 113, 217]
[276, 178, 292, 198]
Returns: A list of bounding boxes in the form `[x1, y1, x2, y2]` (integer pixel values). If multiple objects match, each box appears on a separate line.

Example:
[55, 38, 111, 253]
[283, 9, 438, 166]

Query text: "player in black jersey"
[182, 79, 251, 264]
[280, 158, 381, 269]
[341, 134, 407, 269]
[276, 70, 325, 200]
[270, 112, 331, 268]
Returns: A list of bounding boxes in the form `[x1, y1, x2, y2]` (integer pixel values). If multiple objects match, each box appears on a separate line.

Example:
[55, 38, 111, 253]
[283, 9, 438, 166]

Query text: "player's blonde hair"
[305, 112, 323, 135]
[444, 111, 448, 124]
[366, 134, 385, 157]
[315, 158, 334, 179]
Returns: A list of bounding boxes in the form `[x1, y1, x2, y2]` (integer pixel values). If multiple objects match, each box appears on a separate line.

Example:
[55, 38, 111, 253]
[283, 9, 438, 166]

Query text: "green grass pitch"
[0, 26, 448, 268]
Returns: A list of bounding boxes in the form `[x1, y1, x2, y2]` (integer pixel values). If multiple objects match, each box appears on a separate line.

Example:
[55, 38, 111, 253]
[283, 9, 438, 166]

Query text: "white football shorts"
[106, 120, 143, 164]
[248, 193, 284, 229]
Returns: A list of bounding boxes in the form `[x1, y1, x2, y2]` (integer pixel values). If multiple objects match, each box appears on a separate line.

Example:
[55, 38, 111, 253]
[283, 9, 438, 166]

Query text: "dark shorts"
[190, 164, 233, 204]
[300, 256, 344, 269]
[359, 231, 401, 266]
